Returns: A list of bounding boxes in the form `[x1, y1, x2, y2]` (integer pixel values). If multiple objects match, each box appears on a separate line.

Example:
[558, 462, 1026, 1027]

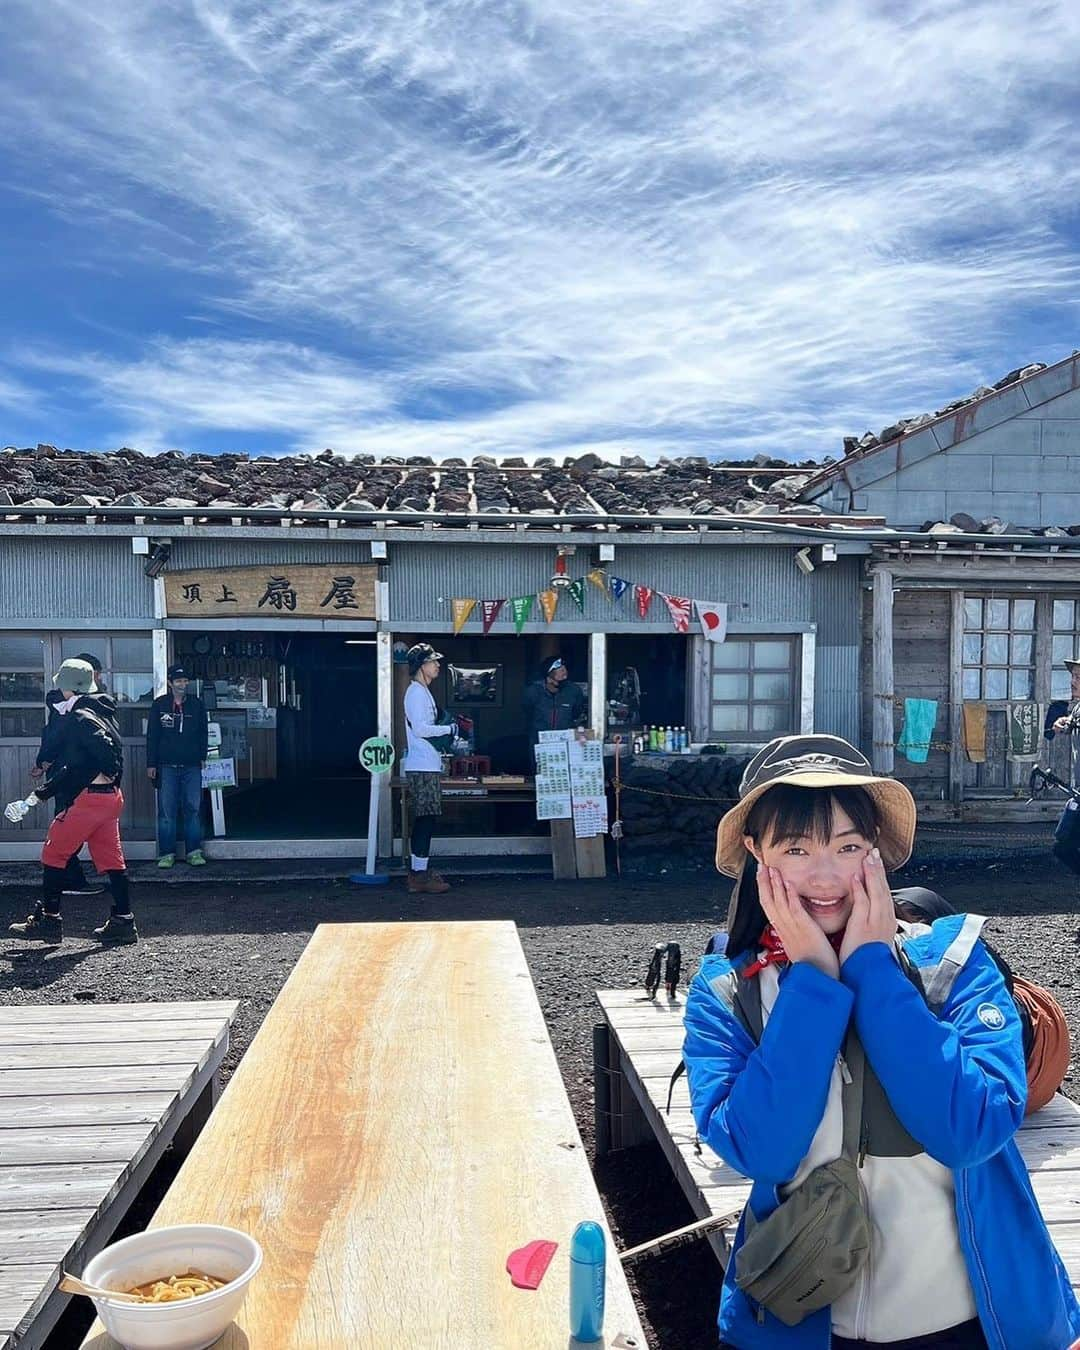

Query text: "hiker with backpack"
[4, 659, 137, 945]
[683, 734, 1079, 1350]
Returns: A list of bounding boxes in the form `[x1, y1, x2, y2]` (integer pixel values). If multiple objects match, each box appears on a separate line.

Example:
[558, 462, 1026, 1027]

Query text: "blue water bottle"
[569, 1220, 606, 1343]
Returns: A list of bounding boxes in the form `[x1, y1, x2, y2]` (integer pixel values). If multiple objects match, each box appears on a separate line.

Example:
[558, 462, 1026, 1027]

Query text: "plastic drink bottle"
[569, 1220, 606, 1342]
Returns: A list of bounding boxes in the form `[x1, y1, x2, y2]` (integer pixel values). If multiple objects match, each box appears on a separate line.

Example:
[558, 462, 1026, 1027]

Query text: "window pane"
[752, 641, 791, 667]
[118, 708, 150, 738]
[0, 708, 44, 737]
[111, 636, 153, 668]
[984, 669, 1007, 700]
[61, 636, 107, 661]
[110, 673, 155, 704]
[1009, 668, 1033, 699]
[0, 635, 45, 667]
[1053, 635, 1076, 664]
[962, 635, 982, 664]
[984, 634, 1008, 664]
[711, 642, 749, 671]
[986, 600, 1009, 630]
[0, 671, 44, 702]
[1053, 671, 1073, 699]
[711, 673, 748, 700]
[711, 704, 748, 732]
[1010, 635, 1033, 665]
[1053, 600, 1075, 631]
[963, 670, 981, 699]
[1012, 599, 1035, 630]
[751, 704, 790, 732]
[964, 599, 983, 630]
[752, 672, 791, 700]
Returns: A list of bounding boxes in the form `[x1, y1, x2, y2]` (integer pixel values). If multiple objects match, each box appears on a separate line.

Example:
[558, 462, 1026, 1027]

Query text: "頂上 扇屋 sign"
[164, 565, 377, 620]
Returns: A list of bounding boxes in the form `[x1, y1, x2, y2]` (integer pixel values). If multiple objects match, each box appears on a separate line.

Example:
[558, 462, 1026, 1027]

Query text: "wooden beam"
[949, 590, 965, 806]
[872, 570, 894, 773]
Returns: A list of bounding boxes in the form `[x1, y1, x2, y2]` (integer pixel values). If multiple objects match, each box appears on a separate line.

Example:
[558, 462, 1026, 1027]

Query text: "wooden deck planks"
[597, 988, 1080, 1283]
[0, 999, 237, 1350]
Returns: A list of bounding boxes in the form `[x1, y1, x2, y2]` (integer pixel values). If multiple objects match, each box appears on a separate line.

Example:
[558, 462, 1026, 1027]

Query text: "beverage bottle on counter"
[569, 1220, 606, 1343]
[665, 726, 673, 752]
[649, 725, 658, 751]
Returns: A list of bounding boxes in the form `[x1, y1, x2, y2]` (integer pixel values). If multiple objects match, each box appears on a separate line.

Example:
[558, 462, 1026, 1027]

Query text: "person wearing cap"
[30, 651, 105, 898]
[146, 664, 209, 869]
[683, 734, 1079, 1350]
[4, 659, 137, 945]
[402, 643, 459, 894]
[1049, 655, 1080, 875]
[521, 656, 587, 762]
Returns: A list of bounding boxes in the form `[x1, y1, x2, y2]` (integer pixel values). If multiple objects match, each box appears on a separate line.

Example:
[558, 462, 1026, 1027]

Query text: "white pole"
[365, 780, 380, 875]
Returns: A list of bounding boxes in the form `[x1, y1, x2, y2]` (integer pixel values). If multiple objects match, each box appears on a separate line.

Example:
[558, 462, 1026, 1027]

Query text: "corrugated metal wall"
[0, 537, 154, 623]
[816, 644, 860, 745]
[169, 540, 369, 569]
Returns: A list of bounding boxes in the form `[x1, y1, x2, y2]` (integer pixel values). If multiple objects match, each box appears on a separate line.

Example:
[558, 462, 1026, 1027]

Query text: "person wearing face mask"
[521, 656, 587, 762]
[146, 664, 209, 869]
[683, 734, 1079, 1350]
[5, 659, 136, 945]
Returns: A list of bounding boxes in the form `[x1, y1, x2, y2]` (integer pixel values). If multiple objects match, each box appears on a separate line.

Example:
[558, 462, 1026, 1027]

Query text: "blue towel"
[896, 698, 938, 763]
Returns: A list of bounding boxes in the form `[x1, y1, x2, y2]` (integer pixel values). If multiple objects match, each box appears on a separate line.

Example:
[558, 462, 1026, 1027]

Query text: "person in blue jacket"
[683, 734, 1080, 1350]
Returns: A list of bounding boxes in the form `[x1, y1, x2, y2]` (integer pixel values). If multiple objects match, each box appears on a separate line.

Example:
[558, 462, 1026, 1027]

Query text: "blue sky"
[2, 0, 1080, 462]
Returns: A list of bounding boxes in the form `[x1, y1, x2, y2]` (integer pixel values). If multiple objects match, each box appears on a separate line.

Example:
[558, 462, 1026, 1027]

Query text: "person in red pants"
[4, 659, 137, 945]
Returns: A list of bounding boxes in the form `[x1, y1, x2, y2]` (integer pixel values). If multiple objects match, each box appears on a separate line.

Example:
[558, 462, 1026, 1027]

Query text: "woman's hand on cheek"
[758, 865, 839, 980]
[839, 848, 897, 967]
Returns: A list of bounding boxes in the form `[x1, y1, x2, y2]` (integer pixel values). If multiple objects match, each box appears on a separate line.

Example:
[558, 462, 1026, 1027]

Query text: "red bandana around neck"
[742, 923, 846, 978]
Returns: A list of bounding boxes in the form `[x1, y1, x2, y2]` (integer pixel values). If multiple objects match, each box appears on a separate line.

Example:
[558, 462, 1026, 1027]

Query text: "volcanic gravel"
[3, 850, 1078, 1350]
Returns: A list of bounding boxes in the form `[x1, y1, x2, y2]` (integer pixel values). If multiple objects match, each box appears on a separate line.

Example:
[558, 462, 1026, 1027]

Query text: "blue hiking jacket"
[683, 916, 1080, 1349]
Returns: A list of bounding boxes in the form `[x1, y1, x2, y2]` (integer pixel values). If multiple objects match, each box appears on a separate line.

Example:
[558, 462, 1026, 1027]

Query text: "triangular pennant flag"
[538, 589, 559, 624]
[661, 593, 692, 633]
[451, 598, 477, 635]
[567, 578, 586, 612]
[695, 600, 728, 643]
[635, 584, 654, 619]
[610, 576, 631, 604]
[481, 599, 505, 635]
[586, 567, 609, 595]
[510, 594, 534, 634]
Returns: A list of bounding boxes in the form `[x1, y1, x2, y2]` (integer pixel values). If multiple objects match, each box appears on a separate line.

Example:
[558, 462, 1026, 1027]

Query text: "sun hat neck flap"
[714, 734, 916, 878]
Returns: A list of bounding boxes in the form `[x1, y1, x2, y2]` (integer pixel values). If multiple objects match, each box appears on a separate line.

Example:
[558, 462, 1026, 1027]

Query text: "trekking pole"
[618, 1208, 744, 1266]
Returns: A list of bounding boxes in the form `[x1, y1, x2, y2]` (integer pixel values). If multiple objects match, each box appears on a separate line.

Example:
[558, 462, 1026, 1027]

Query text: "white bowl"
[80, 1224, 262, 1350]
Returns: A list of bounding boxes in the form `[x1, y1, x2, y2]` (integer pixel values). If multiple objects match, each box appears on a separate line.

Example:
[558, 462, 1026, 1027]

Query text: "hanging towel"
[962, 701, 988, 763]
[896, 698, 938, 763]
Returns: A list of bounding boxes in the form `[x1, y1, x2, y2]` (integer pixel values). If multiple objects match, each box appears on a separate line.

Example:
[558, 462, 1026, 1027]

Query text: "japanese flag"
[695, 601, 728, 642]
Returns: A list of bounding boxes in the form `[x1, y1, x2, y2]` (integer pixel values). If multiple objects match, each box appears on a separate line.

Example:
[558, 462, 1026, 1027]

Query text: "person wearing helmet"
[683, 734, 1079, 1350]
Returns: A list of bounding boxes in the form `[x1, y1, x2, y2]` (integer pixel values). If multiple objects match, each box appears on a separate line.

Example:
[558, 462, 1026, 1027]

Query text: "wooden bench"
[0, 999, 238, 1349]
[83, 923, 648, 1349]
[596, 987, 1080, 1281]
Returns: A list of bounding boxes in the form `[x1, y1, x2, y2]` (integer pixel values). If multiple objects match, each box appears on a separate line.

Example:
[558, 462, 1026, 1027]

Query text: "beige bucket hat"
[715, 734, 916, 877]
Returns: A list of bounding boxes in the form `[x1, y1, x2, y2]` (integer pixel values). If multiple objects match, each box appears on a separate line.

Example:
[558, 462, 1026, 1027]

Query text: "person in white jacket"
[402, 643, 458, 894]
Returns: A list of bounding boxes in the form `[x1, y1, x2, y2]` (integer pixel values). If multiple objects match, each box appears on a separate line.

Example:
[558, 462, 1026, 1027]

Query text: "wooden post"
[949, 590, 966, 806]
[872, 570, 895, 774]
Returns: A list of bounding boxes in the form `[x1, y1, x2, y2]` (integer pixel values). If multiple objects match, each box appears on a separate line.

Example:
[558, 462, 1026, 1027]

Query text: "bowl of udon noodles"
[80, 1223, 262, 1350]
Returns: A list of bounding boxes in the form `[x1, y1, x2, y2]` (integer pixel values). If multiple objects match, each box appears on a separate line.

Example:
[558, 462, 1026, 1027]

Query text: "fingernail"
[868, 848, 879, 865]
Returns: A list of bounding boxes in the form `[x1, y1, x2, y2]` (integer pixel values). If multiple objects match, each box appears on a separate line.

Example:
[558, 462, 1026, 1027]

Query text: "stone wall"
[615, 752, 751, 852]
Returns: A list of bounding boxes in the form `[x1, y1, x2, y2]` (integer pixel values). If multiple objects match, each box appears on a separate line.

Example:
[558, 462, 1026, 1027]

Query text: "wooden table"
[83, 924, 648, 1348]
[0, 1000, 237, 1350]
[597, 986, 1080, 1281]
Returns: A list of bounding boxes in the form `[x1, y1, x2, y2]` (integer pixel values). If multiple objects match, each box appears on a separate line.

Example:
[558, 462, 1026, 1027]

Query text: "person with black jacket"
[4, 659, 136, 945]
[147, 664, 209, 869]
[521, 656, 588, 760]
[30, 651, 104, 897]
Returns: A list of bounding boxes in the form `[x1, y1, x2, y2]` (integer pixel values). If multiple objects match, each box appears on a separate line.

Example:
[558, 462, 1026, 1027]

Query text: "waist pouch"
[734, 1032, 869, 1327]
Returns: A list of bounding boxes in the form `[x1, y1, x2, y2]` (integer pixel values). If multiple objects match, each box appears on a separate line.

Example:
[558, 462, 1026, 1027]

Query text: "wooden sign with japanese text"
[164, 565, 377, 620]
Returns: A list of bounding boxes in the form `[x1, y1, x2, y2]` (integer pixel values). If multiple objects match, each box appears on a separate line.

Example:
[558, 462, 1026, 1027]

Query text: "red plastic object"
[506, 1239, 558, 1290]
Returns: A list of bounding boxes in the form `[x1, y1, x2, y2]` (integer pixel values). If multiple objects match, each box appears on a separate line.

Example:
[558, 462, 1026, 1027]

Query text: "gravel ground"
[2, 845, 1078, 1350]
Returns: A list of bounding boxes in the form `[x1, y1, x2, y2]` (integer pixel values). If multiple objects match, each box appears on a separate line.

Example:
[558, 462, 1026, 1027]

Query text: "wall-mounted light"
[143, 541, 171, 579]
[551, 544, 576, 591]
[794, 547, 814, 575]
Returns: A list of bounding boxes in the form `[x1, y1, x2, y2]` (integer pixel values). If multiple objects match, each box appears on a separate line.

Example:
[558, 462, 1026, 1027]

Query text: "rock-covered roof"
[0, 445, 832, 524]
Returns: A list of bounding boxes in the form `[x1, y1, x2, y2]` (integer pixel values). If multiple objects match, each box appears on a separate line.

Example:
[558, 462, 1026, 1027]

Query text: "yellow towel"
[962, 702, 987, 763]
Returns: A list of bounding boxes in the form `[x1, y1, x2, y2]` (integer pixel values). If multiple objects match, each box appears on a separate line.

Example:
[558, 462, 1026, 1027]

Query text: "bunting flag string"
[661, 593, 692, 633]
[481, 599, 505, 635]
[538, 589, 559, 624]
[635, 584, 654, 619]
[451, 598, 477, 635]
[567, 578, 586, 612]
[610, 576, 631, 604]
[510, 594, 534, 634]
[586, 567, 609, 595]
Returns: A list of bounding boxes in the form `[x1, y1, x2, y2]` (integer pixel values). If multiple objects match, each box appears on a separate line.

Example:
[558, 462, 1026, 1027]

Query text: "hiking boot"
[157, 853, 175, 869]
[93, 914, 138, 945]
[8, 906, 63, 945]
[407, 869, 451, 894]
[185, 849, 207, 866]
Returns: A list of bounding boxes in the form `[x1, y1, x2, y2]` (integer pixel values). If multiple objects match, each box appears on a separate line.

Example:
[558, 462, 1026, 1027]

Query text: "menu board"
[568, 737, 608, 839]
[534, 738, 572, 821]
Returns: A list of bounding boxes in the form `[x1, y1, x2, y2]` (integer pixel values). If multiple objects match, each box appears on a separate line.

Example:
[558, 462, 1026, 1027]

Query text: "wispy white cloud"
[3, 0, 1080, 458]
